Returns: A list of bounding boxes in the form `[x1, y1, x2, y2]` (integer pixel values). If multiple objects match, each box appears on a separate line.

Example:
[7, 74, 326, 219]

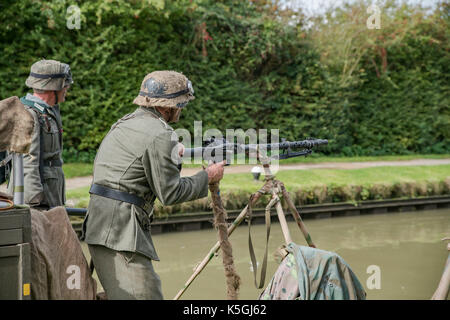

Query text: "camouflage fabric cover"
[133, 71, 194, 108]
[0, 96, 34, 153]
[30, 207, 97, 300]
[25, 59, 73, 91]
[260, 243, 366, 300]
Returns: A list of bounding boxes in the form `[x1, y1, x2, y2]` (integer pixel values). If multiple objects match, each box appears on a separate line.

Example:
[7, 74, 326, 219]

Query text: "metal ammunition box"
[0, 207, 32, 300]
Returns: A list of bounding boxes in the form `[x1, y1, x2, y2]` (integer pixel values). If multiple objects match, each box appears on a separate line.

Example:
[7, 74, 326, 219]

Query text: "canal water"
[82, 208, 449, 300]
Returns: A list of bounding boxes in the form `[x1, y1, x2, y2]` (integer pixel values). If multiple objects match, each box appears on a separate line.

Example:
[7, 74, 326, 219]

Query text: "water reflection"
[82, 209, 449, 300]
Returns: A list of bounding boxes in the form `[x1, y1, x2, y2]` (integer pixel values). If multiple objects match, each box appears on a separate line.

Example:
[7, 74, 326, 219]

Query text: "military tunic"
[8, 93, 65, 208]
[81, 107, 208, 261]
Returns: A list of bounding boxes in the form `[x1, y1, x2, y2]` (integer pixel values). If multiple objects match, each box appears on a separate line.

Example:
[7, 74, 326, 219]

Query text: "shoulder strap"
[0, 152, 13, 168]
[20, 97, 46, 184]
[109, 112, 136, 132]
[21, 96, 63, 143]
[0, 152, 12, 185]
[136, 107, 171, 130]
[247, 193, 273, 289]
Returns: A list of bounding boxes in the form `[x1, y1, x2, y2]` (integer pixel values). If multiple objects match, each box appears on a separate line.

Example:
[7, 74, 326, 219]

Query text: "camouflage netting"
[0, 96, 34, 153]
[25, 59, 73, 91]
[133, 70, 194, 108]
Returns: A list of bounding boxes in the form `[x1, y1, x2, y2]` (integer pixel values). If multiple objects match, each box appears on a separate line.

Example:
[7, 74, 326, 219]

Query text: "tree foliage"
[0, 0, 448, 162]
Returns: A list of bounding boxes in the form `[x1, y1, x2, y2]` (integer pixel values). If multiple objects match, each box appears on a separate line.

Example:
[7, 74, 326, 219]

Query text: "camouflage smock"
[260, 243, 366, 300]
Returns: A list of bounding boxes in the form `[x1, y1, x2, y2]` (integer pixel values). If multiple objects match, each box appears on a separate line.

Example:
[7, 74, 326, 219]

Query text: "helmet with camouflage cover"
[25, 59, 73, 91]
[133, 71, 194, 109]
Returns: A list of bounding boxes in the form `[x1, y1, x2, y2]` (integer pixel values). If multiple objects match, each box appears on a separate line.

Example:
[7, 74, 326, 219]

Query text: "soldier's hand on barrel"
[205, 160, 225, 184]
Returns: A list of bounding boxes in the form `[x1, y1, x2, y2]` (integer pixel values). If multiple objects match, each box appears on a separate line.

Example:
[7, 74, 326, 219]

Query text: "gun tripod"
[173, 153, 316, 300]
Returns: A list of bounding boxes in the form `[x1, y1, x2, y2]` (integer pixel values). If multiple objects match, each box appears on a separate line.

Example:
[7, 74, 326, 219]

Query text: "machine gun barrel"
[183, 138, 328, 161]
[243, 138, 328, 152]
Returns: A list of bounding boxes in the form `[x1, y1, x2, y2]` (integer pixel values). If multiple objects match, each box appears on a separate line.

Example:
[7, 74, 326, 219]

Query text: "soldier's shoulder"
[0, 96, 20, 105]
[131, 109, 174, 133]
[22, 104, 41, 121]
[0, 96, 37, 119]
[0, 96, 26, 111]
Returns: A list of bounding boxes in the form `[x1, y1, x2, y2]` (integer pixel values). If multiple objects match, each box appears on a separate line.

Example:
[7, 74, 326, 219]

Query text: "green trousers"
[88, 244, 163, 300]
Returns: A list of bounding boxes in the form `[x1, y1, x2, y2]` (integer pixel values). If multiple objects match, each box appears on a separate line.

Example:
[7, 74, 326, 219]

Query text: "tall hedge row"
[0, 0, 448, 162]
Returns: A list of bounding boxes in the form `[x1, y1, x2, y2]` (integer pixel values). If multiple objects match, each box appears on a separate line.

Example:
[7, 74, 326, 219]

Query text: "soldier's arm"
[23, 109, 44, 205]
[143, 130, 208, 206]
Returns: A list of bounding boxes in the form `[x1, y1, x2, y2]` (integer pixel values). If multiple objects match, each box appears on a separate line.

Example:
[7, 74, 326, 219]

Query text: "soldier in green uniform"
[82, 71, 225, 300]
[7, 59, 72, 209]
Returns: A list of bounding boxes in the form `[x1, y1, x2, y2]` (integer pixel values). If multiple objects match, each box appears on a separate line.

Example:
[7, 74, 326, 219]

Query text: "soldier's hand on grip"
[177, 142, 185, 157]
[205, 160, 225, 184]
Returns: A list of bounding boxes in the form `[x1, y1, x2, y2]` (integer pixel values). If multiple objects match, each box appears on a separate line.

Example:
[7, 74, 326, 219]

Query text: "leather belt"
[89, 183, 146, 208]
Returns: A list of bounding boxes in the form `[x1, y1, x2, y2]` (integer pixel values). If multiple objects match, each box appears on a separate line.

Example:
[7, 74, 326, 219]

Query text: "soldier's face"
[169, 108, 182, 123]
[156, 106, 182, 123]
[56, 86, 69, 103]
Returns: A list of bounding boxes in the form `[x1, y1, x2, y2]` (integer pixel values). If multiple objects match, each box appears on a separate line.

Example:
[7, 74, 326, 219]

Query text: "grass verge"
[63, 154, 450, 178]
[63, 163, 94, 179]
[66, 165, 450, 217]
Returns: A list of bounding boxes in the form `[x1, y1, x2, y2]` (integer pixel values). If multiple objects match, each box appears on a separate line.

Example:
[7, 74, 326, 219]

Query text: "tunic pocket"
[42, 168, 62, 207]
[41, 118, 59, 153]
[132, 205, 151, 232]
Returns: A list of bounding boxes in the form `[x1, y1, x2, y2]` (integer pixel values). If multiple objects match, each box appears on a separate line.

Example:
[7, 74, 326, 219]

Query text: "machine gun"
[66, 138, 328, 221]
[183, 137, 328, 164]
[174, 137, 328, 299]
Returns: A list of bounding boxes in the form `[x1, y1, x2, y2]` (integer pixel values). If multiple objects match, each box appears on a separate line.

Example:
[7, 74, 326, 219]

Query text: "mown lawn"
[219, 164, 450, 192]
[63, 154, 450, 178]
[63, 163, 94, 179]
[66, 164, 450, 209]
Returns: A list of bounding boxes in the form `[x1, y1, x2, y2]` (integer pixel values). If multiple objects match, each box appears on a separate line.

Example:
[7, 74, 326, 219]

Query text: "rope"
[209, 182, 241, 300]
[0, 197, 14, 211]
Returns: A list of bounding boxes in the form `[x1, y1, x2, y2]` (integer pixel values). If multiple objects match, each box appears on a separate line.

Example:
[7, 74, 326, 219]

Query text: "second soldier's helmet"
[133, 71, 194, 108]
[25, 59, 73, 91]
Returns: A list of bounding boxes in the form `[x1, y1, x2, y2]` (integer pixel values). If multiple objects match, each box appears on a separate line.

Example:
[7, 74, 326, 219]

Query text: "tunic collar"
[138, 106, 175, 130]
[25, 93, 51, 108]
[25, 93, 58, 117]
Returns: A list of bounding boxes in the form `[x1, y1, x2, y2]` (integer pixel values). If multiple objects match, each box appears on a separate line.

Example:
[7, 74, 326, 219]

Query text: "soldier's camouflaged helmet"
[133, 71, 195, 108]
[25, 59, 73, 91]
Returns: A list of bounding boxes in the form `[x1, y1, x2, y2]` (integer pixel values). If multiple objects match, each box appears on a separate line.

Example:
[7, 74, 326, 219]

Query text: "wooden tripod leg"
[432, 239, 450, 300]
[173, 191, 266, 300]
[273, 190, 293, 245]
[261, 163, 293, 245]
[173, 206, 247, 300]
[279, 182, 316, 248]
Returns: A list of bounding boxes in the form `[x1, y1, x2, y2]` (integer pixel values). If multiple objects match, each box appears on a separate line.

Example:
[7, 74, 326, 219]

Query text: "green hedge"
[0, 0, 448, 162]
[151, 178, 450, 217]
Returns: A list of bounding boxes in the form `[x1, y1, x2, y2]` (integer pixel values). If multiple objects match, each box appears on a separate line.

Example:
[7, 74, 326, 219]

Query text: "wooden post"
[432, 238, 450, 300]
